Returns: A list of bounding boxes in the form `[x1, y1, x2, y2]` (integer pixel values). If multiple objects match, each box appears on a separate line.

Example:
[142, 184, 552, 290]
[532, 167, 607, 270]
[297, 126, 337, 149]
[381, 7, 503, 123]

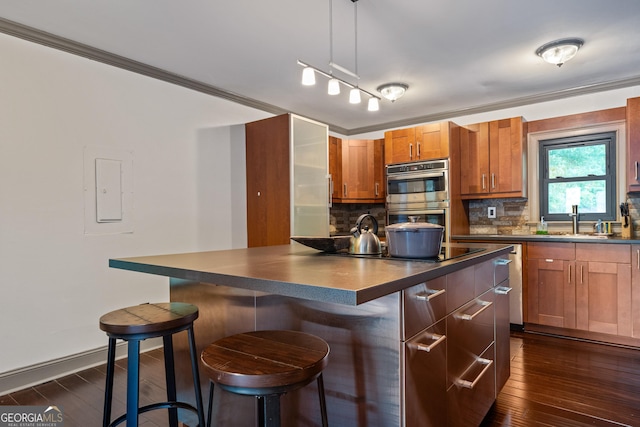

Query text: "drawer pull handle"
[416, 333, 446, 352]
[415, 288, 446, 301]
[495, 286, 512, 295]
[494, 258, 512, 266]
[456, 358, 493, 389]
[457, 300, 492, 321]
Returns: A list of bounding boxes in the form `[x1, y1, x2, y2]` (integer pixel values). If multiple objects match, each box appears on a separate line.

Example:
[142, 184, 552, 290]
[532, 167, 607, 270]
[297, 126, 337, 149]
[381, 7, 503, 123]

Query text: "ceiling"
[1, 0, 640, 135]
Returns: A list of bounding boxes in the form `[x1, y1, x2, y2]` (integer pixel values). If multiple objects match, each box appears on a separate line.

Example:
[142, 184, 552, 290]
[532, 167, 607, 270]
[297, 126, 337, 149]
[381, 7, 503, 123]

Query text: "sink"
[544, 233, 609, 239]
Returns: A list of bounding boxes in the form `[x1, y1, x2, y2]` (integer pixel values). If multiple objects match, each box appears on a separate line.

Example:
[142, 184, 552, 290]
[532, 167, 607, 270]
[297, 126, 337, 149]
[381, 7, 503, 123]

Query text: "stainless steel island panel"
[171, 279, 402, 427]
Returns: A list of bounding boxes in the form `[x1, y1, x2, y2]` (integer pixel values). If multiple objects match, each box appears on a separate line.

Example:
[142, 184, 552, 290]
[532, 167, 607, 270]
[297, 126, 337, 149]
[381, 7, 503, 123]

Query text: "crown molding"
[0, 17, 289, 117]
[344, 75, 640, 135]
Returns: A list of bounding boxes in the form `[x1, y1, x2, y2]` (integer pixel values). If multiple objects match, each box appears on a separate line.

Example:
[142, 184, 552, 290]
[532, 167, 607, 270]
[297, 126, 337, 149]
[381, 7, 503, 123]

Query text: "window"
[539, 132, 616, 221]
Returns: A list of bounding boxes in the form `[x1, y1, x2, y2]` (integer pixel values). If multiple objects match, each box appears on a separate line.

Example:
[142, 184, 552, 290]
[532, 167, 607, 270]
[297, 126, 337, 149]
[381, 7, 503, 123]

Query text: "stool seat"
[100, 302, 198, 337]
[100, 302, 205, 427]
[201, 330, 329, 427]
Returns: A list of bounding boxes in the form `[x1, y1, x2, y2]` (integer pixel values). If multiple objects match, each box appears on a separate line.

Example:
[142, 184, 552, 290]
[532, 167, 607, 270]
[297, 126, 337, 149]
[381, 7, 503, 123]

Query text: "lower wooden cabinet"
[527, 242, 632, 338]
[527, 242, 576, 328]
[629, 245, 640, 338]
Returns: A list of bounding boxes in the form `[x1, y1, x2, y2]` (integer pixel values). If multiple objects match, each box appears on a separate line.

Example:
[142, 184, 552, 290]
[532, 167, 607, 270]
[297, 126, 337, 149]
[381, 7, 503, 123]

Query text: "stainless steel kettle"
[349, 214, 382, 255]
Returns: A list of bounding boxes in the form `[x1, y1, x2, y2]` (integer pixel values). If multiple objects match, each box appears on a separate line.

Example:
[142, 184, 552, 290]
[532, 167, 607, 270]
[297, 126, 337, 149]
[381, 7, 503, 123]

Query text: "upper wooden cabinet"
[384, 122, 452, 165]
[246, 114, 329, 247]
[460, 117, 526, 199]
[328, 136, 342, 201]
[626, 97, 640, 193]
[330, 138, 385, 203]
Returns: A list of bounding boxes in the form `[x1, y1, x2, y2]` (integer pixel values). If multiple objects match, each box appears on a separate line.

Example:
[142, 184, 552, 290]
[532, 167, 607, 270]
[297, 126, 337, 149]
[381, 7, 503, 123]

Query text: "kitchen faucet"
[568, 205, 579, 234]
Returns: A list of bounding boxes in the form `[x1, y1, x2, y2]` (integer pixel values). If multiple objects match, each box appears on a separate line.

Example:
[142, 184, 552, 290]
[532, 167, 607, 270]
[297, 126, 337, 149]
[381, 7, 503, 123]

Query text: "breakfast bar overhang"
[109, 243, 513, 426]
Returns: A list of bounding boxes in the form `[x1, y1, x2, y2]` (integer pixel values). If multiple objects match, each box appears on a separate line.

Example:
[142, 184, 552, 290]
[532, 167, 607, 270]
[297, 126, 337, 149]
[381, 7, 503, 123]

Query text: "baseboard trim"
[0, 337, 162, 395]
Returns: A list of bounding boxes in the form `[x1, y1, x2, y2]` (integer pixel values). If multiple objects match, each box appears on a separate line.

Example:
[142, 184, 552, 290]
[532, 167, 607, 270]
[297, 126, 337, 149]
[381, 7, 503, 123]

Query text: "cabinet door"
[632, 245, 640, 338]
[527, 258, 576, 328]
[575, 244, 632, 336]
[245, 114, 291, 247]
[415, 122, 450, 160]
[575, 260, 632, 336]
[328, 136, 342, 202]
[488, 117, 524, 196]
[459, 122, 489, 196]
[627, 97, 640, 193]
[373, 138, 385, 202]
[384, 128, 416, 164]
[291, 115, 330, 237]
[341, 139, 375, 200]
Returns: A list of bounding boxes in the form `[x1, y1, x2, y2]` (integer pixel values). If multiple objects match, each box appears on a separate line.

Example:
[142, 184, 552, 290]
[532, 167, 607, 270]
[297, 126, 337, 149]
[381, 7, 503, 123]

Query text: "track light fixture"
[298, 0, 383, 111]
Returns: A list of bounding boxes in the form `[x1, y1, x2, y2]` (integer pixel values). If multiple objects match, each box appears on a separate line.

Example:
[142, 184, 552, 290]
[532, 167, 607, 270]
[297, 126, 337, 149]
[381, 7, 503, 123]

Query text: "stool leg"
[102, 337, 117, 427]
[260, 394, 281, 427]
[126, 339, 140, 427]
[187, 325, 206, 427]
[257, 396, 264, 426]
[317, 374, 328, 427]
[206, 381, 215, 427]
[163, 335, 179, 427]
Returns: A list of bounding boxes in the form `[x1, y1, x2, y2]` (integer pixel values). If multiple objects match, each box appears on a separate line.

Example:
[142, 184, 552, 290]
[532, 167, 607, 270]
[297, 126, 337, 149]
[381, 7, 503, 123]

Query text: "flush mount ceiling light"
[377, 83, 409, 102]
[535, 38, 584, 67]
[297, 0, 381, 111]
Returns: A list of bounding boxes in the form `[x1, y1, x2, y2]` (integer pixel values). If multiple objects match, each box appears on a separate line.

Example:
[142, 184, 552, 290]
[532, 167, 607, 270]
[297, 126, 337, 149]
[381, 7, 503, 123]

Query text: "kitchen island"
[110, 242, 513, 427]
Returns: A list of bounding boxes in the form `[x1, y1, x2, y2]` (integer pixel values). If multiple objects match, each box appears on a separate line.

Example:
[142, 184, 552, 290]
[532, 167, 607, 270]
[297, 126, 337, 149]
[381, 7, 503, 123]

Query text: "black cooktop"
[324, 245, 485, 263]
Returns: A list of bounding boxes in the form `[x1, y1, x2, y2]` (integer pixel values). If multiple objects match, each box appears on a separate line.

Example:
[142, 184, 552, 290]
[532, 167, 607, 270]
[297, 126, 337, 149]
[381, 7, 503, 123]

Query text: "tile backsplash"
[329, 196, 640, 237]
[468, 196, 640, 236]
[330, 203, 386, 235]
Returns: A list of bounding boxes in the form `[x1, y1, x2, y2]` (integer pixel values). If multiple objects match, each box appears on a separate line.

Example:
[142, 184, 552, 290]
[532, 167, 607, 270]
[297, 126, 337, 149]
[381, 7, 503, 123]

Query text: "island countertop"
[109, 243, 513, 305]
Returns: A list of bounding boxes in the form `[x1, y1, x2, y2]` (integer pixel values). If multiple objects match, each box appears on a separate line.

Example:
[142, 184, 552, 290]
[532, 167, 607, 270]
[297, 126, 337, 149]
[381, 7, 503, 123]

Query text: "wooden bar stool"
[201, 330, 329, 427]
[99, 302, 206, 427]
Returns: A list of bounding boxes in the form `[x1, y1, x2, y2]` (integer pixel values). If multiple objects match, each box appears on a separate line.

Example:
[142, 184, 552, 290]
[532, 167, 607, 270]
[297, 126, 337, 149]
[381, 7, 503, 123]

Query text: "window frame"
[539, 131, 617, 222]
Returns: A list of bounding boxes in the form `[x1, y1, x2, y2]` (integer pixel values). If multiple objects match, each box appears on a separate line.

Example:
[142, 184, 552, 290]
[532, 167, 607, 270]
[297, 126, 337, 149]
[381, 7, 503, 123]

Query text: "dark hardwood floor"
[1, 331, 639, 426]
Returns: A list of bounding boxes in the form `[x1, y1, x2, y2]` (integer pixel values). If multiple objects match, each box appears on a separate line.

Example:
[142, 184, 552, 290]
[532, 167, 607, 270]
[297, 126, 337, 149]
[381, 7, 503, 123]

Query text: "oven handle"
[387, 209, 446, 216]
[386, 170, 446, 181]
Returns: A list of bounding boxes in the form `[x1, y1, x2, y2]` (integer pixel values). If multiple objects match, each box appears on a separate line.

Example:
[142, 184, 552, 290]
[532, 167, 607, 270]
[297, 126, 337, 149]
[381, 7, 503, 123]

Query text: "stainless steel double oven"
[386, 159, 450, 242]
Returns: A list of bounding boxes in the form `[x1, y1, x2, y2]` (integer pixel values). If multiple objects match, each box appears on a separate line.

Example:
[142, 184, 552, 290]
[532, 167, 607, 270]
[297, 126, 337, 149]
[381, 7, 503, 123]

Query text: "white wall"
[0, 33, 268, 374]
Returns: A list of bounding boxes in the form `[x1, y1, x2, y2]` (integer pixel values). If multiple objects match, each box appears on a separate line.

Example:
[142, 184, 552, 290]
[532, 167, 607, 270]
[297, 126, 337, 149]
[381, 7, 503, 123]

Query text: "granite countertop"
[109, 243, 512, 306]
[453, 234, 640, 244]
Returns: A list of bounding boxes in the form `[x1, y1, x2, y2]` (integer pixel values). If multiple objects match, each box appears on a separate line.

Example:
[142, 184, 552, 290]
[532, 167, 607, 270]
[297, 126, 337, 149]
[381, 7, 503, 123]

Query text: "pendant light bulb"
[302, 67, 316, 85]
[367, 97, 379, 111]
[349, 88, 361, 104]
[328, 78, 340, 95]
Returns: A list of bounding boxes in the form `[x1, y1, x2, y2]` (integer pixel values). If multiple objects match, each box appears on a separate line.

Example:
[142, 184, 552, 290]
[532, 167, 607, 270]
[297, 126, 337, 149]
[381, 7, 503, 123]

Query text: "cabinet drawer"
[474, 257, 494, 295]
[404, 319, 447, 427]
[447, 289, 495, 388]
[446, 265, 476, 313]
[528, 242, 575, 260]
[576, 243, 630, 263]
[403, 276, 446, 340]
[447, 343, 496, 427]
[493, 255, 510, 285]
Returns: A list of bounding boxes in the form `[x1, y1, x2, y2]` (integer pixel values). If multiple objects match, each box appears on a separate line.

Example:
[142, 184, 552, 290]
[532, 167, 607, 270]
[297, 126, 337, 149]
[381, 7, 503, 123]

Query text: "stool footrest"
[108, 401, 201, 427]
